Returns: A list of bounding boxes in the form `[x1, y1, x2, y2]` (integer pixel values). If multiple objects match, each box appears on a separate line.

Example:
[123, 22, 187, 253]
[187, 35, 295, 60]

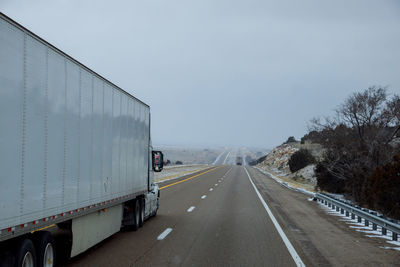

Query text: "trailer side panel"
[0, 13, 149, 233]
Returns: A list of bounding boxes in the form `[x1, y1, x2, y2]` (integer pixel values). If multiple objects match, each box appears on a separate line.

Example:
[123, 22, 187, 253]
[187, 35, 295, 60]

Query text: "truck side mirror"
[152, 151, 164, 172]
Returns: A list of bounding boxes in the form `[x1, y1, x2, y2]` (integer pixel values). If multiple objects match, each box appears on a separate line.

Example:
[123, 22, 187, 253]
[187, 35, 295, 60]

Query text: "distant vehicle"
[0, 12, 163, 267]
[236, 157, 243, 165]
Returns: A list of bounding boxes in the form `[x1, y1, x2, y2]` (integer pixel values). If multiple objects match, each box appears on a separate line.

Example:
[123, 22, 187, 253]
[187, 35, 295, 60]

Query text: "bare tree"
[336, 86, 387, 143]
[308, 87, 399, 202]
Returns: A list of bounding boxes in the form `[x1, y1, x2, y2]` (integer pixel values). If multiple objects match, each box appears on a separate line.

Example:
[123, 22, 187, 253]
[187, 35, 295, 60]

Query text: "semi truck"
[0, 12, 164, 266]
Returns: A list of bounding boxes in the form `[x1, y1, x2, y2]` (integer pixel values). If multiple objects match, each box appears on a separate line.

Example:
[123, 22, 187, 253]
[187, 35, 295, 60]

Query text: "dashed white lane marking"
[201, 195, 207, 199]
[218, 180, 222, 183]
[222, 167, 233, 177]
[157, 228, 173, 240]
[187, 206, 195, 212]
[215, 184, 218, 186]
[244, 167, 305, 267]
[209, 188, 213, 191]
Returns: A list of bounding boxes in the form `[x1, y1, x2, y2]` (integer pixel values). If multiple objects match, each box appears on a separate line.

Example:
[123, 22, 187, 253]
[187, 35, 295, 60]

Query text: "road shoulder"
[247, 167, 400, 267]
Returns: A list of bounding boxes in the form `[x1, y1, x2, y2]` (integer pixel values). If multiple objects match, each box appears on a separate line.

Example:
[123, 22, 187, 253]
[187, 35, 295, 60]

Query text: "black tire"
[33, 231, 56, 267]
[139, 198, 145, 227]
[132, 199, 140, 231]
[0, 250, 15, 267]
[153, 191, 160, 217]
[15, 238, 36, 267]
[153, 197, 159, 217]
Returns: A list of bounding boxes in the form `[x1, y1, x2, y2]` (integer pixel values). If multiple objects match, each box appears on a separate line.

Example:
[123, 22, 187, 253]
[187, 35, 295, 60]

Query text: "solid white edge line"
[157, 228, 173, 240]
[187, 206, 195, 212]
[244, 167, 305, 267]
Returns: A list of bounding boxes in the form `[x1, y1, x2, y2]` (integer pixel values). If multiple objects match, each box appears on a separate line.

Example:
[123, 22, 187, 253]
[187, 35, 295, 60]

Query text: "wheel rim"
[141, 204, 145, 221]
[43, 243, 54, 267]
[22, 251, 34, 267]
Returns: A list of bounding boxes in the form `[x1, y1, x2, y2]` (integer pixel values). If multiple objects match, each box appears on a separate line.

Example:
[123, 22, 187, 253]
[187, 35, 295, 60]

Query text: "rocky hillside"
[257, 142, 323, 187]
[257, 144, 298, 173]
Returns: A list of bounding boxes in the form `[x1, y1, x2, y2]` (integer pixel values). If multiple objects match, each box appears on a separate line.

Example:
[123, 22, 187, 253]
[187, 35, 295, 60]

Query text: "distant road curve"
[212, 150, 226, 165]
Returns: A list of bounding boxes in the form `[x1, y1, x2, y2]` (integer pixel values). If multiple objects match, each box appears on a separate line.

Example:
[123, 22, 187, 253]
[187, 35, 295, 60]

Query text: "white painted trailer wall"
[0, 14, 150, 231]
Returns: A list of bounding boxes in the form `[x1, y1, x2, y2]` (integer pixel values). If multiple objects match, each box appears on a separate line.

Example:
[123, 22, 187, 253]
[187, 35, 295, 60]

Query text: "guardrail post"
[317, 193, 400, 241]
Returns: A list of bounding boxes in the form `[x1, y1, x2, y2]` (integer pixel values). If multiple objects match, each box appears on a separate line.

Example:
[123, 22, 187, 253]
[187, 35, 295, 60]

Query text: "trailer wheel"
[15, 238, 36, 267]
[33, 231, 55, 267]
[139, 198, 145, 227]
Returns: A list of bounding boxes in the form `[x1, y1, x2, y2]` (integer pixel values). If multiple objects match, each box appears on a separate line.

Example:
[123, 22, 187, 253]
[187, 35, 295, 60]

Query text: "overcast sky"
[1, 0, 400, 149]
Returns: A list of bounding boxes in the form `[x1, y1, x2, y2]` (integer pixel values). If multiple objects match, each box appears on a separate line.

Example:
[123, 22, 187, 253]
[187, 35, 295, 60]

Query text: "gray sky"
[2, 0, 400, 148]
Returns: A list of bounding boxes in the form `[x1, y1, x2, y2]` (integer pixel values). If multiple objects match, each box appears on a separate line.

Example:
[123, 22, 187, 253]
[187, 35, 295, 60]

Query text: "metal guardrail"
[316, 193, 400, 241]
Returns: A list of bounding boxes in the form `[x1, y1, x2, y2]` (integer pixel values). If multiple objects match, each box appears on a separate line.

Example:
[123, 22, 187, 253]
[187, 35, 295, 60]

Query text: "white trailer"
[0, 12, 164, 267]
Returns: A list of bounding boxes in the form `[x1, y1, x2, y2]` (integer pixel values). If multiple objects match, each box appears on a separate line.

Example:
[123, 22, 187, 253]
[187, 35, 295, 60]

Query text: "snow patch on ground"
[380, 246, 400, 251]
[318, 202, 400, 252]
[255, 167, 315, 197]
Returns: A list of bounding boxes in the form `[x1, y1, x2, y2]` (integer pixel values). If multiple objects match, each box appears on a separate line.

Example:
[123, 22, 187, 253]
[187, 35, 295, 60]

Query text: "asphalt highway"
[66, 166, 299, 266]
[64, 164, 400, 266]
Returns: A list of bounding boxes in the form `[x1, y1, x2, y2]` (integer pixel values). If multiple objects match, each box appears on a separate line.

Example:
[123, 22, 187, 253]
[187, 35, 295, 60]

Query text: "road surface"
[65, 166, 298, 266]
[64, 166, 400, 266]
